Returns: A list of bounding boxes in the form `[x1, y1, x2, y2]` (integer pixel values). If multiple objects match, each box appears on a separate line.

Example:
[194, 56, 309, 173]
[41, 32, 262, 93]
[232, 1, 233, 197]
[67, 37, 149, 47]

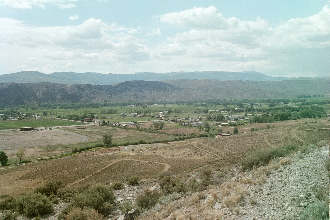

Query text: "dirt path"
[67, 159, 171, 187]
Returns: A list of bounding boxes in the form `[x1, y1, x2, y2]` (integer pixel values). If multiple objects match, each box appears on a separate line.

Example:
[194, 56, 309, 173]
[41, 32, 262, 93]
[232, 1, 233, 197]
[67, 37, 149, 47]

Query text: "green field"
[0, 119, 81, 130]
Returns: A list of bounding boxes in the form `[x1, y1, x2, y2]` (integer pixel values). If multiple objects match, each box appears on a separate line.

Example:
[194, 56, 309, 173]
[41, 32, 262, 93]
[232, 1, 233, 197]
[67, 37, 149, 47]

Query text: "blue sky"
[0, 0, 329, 76]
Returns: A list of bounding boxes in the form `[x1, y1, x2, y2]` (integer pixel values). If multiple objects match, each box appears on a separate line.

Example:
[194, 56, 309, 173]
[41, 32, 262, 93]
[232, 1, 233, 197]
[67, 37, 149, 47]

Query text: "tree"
[0, 151, 8, 166]
[153, 121, 164, 130]
[16, 148, 25, 164]
[103, 134, 113, 147]
[203, 122, 210, 133]
[233, 127, 239, 135]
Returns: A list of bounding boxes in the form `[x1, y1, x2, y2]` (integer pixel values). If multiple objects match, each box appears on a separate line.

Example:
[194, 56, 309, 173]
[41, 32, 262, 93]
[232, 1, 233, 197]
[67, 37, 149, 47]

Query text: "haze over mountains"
[0, 79, 329, 107]
[0, 71, 288, 85]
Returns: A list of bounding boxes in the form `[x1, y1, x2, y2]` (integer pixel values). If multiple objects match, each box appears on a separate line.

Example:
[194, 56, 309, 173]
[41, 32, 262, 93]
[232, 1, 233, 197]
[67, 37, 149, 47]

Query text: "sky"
[0, 0, 329, 77]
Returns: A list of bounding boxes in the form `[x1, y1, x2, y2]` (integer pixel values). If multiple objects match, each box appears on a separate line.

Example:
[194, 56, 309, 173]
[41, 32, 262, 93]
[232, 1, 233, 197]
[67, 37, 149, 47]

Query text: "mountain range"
[0, 79, 329, 106]
[0, 71, 287, 85]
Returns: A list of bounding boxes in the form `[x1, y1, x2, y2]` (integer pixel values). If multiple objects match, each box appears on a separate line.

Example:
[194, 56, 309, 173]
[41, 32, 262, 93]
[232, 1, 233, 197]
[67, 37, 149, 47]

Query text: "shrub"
[1, 210, 18, 220]
[242, 145, 298, 170]
[0, 196, 17, 211]
[16, 193, 54, 218]
[153, 121, 164, 130]
[159, 176, 186, 195]
[186, 178, 204, 192]
[111, 182, 124, 190]
[120, 201, 140, 219]
[200, 169, 212, 187]
[233, 127, 239, 135]
[103, 134, 113, 147]
[136, 190, 160, 210]
[127, 176, 140, 186]
[72, 185, 116, 216]
[0, 151, 8, 166]
[57, 188, 78, 202]
[66, 207, 104, 220]
[326, 158, 330, 172]
[16, 149, 25, 164]
[312, 186, 328, 203]
[34, 181, 64, 196]
[300, 201, 329, 220]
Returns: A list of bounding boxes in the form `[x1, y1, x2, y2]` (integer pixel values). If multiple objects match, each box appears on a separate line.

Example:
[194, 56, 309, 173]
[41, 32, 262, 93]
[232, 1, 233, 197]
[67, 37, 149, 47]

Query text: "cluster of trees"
[251, 106, 326, 123]
[0, 149, 26, 166]
[207, 113, 225, 122]
[64, 113, 96, 121]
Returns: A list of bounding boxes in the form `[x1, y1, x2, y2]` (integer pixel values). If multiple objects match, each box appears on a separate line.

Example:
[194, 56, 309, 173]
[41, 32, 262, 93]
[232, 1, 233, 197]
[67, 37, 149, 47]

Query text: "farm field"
[0, 118, 328, 197]
[0, 119, 81, 130]
[0, 99, 329, 219]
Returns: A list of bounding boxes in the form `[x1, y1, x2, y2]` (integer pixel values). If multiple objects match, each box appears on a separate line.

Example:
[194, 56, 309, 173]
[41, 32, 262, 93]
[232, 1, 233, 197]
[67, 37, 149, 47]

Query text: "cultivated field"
[1, 119, 328, 197]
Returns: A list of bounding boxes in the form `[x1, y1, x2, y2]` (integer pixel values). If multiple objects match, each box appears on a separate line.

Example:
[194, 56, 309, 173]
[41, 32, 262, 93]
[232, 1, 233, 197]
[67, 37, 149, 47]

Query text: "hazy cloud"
[69, 15, 79, 21]
[0, 0, 78, 9]
[0, 5, 329, 76]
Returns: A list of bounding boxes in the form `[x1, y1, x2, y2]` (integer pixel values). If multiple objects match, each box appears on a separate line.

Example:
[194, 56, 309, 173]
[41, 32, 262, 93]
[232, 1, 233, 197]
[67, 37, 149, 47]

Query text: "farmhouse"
[84, 118, 94, 123]
[20, 127, 34, 131]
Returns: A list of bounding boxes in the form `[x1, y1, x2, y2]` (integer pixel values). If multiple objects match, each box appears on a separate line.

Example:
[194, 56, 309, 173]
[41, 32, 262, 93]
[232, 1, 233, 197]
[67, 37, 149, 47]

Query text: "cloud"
[0, 5, 329, 77]
[160, 6, 269, 32]
[157, 5, 330, 77]
[0, 0, 78, 9]
[0, 18, 150, 73]
[69, 15, 79, 21]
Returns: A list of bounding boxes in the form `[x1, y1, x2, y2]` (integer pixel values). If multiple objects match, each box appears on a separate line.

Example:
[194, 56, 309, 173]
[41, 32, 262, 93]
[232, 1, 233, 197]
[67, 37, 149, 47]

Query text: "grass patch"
[16, 193, 54, 218]
[127, 176, 140, 186]
[300, 201, 329, 220]
[242, 145, 298, 170]
[0, 119, 81, 130]
[159, 176, 186, 195]
[34, 181, 64, 197]
[136, 190, 160, 210]
[66, 207, 104, 220]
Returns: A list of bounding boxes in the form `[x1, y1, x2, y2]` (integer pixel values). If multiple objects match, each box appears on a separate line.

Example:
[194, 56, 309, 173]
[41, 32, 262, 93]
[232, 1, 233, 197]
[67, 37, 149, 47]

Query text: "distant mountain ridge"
[0, 71, 287, 85]
[0, 79, 329, 107]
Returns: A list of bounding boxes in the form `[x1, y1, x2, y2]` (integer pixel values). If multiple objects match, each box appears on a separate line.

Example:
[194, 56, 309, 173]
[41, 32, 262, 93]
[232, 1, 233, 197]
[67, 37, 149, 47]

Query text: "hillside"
[0, 71, 285, 85]
[0, 79, 329, 107]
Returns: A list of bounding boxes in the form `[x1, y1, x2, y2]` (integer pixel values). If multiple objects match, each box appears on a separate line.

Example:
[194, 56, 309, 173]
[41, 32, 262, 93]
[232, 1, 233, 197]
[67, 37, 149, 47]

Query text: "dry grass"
[1, 119, 326, 199]
[220, 182, 247, 209]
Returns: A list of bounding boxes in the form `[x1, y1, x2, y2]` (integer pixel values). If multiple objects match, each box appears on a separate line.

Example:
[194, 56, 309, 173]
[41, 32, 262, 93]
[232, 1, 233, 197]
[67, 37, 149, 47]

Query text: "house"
[84, 118, 94, 123]
[219, 133, 232, 137]
[20, 127, 34, 131]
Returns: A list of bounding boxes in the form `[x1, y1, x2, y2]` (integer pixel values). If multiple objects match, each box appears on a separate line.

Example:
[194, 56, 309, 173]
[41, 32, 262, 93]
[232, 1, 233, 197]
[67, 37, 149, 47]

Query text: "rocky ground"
[140, 144, 329, 219]
[240, 145, 329, 219]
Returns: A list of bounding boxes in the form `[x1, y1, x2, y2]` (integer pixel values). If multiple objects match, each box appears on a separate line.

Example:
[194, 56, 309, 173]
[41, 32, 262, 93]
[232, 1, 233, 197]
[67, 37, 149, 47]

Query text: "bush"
[103, 134, 113, 147]
[34, 181, 64, 196]
[200, 169, 212, 187]
[153, 121, 164, 130]
[120, 201, 140, 219]
[300, 201, 329, 220]
[72, 185, 116, 216]
[0, 151, 8, 166]
[136, 190, 160, 210]
[127, 176, 140, 186]
[233, 127, 239, 135]
[326, 158, 330, 172]
[1, 210, 18, 220]
[0, 197, 17, 211]
[187, 178, 205, 192]
[111, 182, 124, 190]
[242, 145, 298, 170]
[66, 207, 104, 220]
[16, 193, 54, 218]
[159, 176, 186, 195]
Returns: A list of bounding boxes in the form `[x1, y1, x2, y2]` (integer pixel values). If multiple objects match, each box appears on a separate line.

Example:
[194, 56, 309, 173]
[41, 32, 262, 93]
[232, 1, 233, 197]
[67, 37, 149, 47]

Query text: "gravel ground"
[241, 145, 329, 219]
